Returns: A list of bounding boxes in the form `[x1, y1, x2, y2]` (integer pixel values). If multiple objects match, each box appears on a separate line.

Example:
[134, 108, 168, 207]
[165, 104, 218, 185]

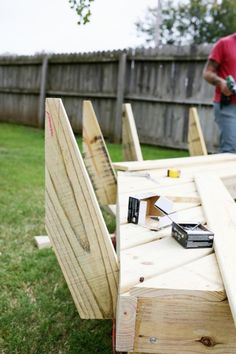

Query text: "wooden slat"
[132, 297, 236, 353]
[82, 100, 117, 206]
[113, 153, 236, 171]
[119, 236, 212, 294]
[122, 103, 143, 162]
[131, 254, 225, 300]
[45, 98, 118, 319]
[195, 174, 236, 326]
[188, 107, 208, 156]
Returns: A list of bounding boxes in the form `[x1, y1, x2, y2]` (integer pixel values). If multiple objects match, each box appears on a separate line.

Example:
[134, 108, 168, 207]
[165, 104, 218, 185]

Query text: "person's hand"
[218, 79, 232, 96]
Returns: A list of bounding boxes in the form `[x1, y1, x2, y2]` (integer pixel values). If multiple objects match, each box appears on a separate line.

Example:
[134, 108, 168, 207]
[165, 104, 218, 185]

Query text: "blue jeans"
[214, 102, 236, 153]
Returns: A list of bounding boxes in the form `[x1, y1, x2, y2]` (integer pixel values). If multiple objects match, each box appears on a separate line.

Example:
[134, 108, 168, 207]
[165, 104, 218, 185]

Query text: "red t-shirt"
[208, 33, 236, 103]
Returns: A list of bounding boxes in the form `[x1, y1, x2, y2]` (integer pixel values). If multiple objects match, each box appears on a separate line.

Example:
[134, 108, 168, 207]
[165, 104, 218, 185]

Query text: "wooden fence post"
[38, 55, 49, 128]
[114, 52, 127, 143]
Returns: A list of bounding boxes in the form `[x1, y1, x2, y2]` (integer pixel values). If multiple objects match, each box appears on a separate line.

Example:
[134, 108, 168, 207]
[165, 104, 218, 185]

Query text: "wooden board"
[188, 107, 208, 156]
[82, 100, 117, 206]
[113, 153, 236, 171]
[122, 103, 143, 162]
[45, 98, 118, 319]
[195, 174, 236, 326]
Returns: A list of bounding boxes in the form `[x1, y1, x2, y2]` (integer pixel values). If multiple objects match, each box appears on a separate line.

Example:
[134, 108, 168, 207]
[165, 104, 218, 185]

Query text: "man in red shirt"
[203, 33, 236, 153]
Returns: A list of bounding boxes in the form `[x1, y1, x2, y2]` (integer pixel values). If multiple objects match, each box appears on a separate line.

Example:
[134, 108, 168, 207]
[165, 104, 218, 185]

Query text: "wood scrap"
[34, 235, 51, 249]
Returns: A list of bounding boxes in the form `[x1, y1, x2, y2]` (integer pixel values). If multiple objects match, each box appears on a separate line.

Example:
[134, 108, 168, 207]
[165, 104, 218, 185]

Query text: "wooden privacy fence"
[0, 45, 219, 151]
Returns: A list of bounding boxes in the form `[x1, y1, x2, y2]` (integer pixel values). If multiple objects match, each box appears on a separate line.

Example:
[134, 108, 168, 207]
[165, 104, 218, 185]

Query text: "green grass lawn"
[0, 122, 188, 354]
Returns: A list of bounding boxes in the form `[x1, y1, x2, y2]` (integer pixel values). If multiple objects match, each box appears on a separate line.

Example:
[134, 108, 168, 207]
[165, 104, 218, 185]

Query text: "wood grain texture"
[122, 103, 143, 162]
[188, 107, 208, 156]
[195, 174, 236, 327]
[116, 294, 137, 352]
[82, 100, 117, 206]
[45, 98, 118, 319]
[133, 297, 236, 354]
[131, 254, 225, 301]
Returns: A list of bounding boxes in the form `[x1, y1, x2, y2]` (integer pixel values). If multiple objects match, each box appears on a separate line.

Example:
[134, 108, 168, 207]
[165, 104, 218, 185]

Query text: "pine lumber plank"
[120, 236, 212, 294]
[45, 98, 118, 319]
[82, 100, 117, 206]
[188, 107, 208, 156]
[195, 174, 236, 326]
[113, 152, 236, 171]
[122, 103, 143, 162]
[131, 254, 225, 300]
[132, 297, 236, 354]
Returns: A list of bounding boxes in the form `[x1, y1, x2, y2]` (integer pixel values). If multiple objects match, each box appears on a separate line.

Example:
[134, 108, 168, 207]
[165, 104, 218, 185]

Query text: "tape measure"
[167, 168, 181, 178]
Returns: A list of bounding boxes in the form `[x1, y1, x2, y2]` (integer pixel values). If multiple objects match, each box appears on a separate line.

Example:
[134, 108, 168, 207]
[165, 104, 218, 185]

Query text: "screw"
[139, 276, 144, 282]
[149, 337, 158, 344]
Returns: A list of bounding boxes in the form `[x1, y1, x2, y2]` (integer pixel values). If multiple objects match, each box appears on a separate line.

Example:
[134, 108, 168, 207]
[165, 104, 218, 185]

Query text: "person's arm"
[203, 59, 232, 96]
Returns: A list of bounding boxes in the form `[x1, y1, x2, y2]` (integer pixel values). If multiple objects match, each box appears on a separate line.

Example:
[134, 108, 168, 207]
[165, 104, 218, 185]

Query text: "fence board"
[0, 46, 218, 151]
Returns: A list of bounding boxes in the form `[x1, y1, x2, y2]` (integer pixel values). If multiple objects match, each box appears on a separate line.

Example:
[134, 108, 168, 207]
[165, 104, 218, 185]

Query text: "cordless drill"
[220, 75, 236, 108]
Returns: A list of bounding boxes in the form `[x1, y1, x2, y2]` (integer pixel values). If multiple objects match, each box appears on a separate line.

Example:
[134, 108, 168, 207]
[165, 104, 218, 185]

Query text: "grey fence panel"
[0, 46, 219, 151]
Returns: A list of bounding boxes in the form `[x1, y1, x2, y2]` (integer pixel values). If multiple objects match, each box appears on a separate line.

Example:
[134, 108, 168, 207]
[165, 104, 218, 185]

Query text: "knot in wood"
[200, 336, 215, 347]
[139, 276, 145, 283]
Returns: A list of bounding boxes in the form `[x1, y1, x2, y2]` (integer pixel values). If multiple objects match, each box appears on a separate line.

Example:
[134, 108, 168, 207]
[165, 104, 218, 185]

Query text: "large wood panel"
[45, 98, 118, 319]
